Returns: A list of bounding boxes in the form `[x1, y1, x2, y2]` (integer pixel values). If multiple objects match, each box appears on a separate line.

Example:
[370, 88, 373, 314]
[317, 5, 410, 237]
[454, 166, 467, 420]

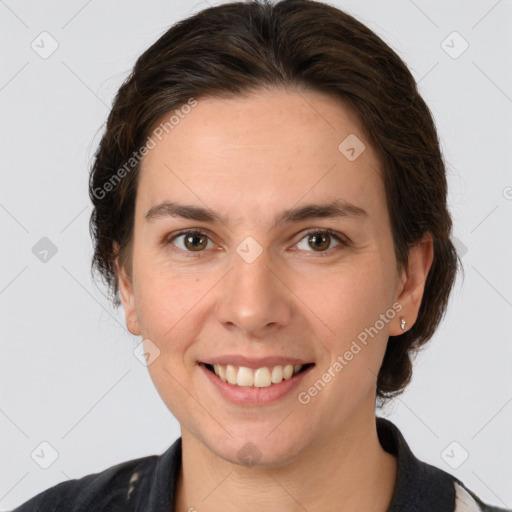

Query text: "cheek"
[301, 269, 392, 416]
[295, 258, 394, 340]
[132, 259, 206, 346]
[132, 269, 209, 417]
[295, 255, 395, 403]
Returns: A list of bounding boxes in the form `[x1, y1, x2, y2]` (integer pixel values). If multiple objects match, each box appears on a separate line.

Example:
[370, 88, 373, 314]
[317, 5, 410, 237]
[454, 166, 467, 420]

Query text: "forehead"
[137, 88, 385, 225]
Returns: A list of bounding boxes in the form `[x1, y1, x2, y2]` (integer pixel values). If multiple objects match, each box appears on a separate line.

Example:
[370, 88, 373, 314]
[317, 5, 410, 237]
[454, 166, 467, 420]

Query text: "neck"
[175, 409, 397, 512]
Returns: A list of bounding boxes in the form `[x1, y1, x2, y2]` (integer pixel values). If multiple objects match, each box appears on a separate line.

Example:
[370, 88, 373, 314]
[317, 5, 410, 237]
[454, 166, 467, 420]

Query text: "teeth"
[254, 367, 271, 387]
[236, 366, 253, 386]
[210, 363, 305, 388]
[214, 364, 226, 382]
[226, 364, 237, 385]
[283, 364, 294, 379]
[271, 365, 283, 383]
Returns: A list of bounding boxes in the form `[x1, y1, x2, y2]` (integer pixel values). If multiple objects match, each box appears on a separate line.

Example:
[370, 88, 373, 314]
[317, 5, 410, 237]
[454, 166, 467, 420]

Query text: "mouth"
[201, 362, 315, 388]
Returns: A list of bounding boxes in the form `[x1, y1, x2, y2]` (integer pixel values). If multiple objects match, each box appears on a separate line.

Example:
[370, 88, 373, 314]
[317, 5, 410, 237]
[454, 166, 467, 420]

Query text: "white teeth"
[254, 367, 272, 387]
[214, 364, 227, 382]
[210, 363, 305, 388]
[226, 364, 237, 385]
[271, 365, 283, 383]
[236, 367, 254, 386]
[283, 364, 294, 379]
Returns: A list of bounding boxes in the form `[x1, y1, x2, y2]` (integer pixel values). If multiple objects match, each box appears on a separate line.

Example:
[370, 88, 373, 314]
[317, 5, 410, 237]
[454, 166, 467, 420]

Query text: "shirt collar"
[377, 416, 456, 511]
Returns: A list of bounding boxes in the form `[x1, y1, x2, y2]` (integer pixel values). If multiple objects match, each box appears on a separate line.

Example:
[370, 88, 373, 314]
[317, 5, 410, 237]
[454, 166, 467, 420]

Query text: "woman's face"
[118, 88, 426, 465]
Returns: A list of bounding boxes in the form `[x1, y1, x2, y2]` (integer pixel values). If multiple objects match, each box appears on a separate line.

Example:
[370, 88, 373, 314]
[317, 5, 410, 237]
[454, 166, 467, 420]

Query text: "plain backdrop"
[1, 0, 511, 509]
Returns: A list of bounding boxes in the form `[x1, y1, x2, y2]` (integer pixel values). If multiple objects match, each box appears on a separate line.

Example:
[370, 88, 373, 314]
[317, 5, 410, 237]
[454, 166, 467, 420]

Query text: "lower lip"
[199, 364, 314, 406]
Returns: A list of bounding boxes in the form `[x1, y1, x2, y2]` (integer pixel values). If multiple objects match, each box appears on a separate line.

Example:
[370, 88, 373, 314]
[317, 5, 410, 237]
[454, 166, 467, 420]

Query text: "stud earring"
[400, 317, 406, 331]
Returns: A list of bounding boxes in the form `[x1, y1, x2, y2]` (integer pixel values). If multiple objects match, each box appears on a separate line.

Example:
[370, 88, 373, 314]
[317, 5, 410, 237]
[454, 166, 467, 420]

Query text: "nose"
[214, 247, 293, 337]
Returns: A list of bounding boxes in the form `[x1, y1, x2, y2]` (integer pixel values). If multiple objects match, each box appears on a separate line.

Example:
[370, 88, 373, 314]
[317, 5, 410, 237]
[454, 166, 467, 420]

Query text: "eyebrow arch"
[144, 198, 369, 225]
[276, 198, 369, 225]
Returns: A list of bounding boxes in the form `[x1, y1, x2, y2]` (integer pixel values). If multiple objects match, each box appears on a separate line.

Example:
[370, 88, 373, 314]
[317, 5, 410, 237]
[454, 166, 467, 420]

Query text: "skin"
[116, 88, 434, 511]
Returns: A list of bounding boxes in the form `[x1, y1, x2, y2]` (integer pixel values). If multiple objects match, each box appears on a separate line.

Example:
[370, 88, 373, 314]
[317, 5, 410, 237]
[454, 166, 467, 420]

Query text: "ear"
[114, 242, 141, 336]
[390, 232, 434, 335]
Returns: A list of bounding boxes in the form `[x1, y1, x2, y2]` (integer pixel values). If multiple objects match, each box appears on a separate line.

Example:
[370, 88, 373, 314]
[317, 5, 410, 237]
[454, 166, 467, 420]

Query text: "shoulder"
[453, 480, 511, 512]
[10, 453, 159, 512]
[376, 417, 510, 512]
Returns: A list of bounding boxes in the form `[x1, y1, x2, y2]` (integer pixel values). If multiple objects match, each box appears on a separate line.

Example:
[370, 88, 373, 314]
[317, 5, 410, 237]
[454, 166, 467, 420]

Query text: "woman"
[12, 0, 509, 511]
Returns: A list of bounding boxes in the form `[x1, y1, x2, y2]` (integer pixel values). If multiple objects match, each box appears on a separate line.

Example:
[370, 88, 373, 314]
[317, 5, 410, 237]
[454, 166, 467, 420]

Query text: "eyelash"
[165, 228, 349, 257]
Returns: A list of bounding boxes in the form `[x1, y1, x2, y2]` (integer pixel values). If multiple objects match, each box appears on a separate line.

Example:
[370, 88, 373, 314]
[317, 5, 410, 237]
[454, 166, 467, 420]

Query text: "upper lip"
[201, 355, 314, 369]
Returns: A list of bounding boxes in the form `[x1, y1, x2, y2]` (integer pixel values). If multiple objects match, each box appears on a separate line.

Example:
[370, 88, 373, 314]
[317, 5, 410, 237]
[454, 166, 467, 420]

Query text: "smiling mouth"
[202, 362, 315, 388]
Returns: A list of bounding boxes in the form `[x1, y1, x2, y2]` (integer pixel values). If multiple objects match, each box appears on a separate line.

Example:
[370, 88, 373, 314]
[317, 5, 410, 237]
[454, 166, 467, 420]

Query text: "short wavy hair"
[89, 0, 460, 402]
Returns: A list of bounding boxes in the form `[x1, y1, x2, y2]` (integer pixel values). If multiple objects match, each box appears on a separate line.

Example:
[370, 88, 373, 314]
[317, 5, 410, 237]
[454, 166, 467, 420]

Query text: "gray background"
[1, 0, 511, 509]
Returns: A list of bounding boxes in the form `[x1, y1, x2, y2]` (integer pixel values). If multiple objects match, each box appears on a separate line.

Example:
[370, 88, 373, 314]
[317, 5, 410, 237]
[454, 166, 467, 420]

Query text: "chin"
[205, 426, 307, 468]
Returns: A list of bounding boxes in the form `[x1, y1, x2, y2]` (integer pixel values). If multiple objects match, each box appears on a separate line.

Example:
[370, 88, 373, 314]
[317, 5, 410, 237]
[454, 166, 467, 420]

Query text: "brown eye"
[183, 233, 209, 251]
[295, 230, 345, 254]
[169, 230, 213, 253]
[308, 232, 331, 251]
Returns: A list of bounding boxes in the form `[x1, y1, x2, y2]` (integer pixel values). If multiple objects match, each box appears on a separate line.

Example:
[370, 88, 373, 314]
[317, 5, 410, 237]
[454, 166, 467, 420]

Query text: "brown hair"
[89, 0, 460, 401]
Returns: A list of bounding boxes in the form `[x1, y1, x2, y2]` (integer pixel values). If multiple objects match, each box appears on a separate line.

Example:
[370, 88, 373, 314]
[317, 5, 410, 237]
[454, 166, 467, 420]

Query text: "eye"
[295, 229, 347, 254]
[168, 229, 215, 253]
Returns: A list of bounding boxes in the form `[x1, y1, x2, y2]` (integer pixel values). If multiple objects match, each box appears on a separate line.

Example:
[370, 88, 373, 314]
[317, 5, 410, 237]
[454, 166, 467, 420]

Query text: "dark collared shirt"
[11, 417, 509, 511]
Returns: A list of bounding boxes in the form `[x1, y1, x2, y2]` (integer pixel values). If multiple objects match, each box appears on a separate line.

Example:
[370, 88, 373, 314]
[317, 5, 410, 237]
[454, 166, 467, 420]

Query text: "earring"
[400, 316, 406, 331]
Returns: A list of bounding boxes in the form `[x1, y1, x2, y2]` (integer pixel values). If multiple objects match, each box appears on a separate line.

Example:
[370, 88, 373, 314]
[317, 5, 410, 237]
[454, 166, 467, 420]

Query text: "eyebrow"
[144, 198, 369, 226]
